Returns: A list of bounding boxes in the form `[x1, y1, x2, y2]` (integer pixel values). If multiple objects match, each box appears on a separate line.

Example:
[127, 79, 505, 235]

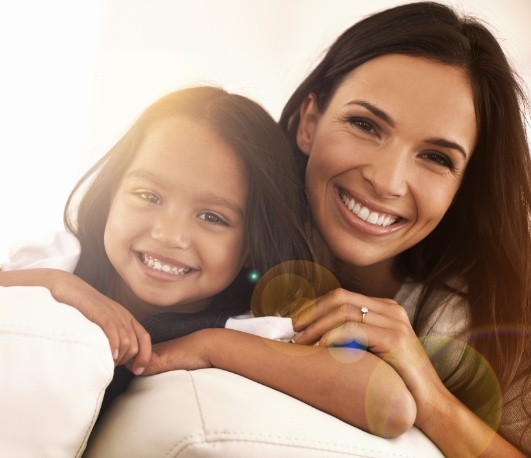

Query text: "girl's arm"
[0, 268, 151, 371]
[291, 289, 526, 457]
[140, 327, 417, 439]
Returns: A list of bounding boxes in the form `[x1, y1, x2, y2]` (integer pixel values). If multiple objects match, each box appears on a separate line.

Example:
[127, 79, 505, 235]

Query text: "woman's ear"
[296, 93, 319, 156]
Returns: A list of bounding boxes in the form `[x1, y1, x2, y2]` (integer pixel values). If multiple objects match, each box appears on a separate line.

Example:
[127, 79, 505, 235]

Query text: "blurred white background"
[1, 0, 530, 260]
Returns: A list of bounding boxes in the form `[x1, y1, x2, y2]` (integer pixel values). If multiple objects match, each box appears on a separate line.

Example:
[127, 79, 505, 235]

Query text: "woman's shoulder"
[394, 278, 469, 337]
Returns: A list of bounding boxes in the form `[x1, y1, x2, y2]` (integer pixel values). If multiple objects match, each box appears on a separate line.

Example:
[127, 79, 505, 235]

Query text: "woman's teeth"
[141, 254, 191, 275]
[340, 192, 397, 227]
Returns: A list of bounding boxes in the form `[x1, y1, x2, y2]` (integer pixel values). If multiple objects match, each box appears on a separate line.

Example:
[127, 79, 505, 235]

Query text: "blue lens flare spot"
[332, 341, 367, 351]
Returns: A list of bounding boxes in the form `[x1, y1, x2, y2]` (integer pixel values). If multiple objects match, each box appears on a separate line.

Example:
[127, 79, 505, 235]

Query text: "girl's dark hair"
[65, 86, 313, 305]
[280, 1, 531, 446]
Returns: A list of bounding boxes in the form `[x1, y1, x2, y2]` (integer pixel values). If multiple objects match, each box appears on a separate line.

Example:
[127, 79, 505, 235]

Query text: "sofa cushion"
[85, 368, 443, 457]
[0, 286, 114, 458]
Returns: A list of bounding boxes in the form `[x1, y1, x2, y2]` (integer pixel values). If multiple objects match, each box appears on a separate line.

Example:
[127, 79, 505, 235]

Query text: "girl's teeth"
[340, 192, 397, 227]
[141, 255, 190, 275]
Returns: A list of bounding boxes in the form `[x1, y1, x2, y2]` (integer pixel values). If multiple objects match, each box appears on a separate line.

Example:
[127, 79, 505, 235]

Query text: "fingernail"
[133, 366, 145, 375]
[291, 331, 304, 343]
[113, 349, 119, 360]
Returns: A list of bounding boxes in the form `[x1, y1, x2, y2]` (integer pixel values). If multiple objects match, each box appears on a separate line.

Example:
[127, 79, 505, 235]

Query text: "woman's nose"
[361, 146, 409, 198]
[150, 213, 191, 249]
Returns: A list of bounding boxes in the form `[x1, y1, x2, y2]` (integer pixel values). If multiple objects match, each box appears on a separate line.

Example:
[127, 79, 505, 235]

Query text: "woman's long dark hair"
[65, 86, 314, 306]
[280, 1, 531, 446]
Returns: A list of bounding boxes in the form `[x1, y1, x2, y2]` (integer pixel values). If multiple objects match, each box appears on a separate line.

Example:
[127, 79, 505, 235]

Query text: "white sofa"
[0, 286, 444, 457]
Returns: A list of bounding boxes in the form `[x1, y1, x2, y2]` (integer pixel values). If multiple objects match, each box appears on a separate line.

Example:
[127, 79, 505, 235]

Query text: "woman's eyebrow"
[347, 100, 395, 127]
[347, 100, 468, 159]
[425, 137, 468, 160]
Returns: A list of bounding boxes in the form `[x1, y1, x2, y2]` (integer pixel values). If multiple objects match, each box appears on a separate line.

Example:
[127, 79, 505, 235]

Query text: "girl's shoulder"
[1, 231, 80, 273]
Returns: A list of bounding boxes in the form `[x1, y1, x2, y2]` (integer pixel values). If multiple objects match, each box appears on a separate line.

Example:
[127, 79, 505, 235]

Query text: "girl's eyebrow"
[346, 100, 468, 159]
[125, 170, 165, 186]
[125, 169, 245, 217]
[198, 194, 245, 217]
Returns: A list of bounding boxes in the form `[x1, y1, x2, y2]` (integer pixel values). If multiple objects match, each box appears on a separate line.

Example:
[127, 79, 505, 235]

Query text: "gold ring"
[360, 306, 368, 324]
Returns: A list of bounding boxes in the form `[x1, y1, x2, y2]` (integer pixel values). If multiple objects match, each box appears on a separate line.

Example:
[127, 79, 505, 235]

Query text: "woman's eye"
[349, 118, 377, 135]
[138, 191, 161, 204]
[422, 152, 453, 169]
[199, 212, 227, 225]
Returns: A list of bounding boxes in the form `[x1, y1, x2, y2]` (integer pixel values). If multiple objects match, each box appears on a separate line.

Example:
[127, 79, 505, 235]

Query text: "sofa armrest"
[85, 368, 443, 457]
[0, 286, 114, 458]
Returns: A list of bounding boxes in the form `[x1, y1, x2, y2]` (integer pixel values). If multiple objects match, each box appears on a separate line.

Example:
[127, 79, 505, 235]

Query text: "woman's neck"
[310, 227, 403, 298]
[331, 257, 403, 298]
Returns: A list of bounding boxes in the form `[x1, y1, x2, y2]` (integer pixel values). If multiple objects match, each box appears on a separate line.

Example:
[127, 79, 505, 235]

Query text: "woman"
[273, 1, 530, 455]
[102, 1, 529, 455]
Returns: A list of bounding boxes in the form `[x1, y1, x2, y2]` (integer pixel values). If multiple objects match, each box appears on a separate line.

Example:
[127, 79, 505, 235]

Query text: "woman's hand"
[138, 329, 213, 376]
[291, 288, 443, 426]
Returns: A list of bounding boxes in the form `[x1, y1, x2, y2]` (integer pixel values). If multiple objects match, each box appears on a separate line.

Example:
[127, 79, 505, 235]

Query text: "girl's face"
[104, 117, 249, 319]
[297, 54, 477, 272]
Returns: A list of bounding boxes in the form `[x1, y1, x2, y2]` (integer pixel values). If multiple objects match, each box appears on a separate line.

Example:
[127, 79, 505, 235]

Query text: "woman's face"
[104, 117, 249, 319]
[297, 54, 477, 270]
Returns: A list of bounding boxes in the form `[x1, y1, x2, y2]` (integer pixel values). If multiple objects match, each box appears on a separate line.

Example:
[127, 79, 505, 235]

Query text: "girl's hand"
[291, 288, 443, 426]
[138, 329, 213, 376]
[51, 271, 152, 373]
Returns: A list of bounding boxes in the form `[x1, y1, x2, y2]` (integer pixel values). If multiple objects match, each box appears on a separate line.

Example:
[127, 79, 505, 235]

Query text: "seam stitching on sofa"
[202, 432, 413, 455]
[177, 437, 422, 457]
[0, 331, 114, 373]
[161, 428, 425, 457]
[75, 386, 108, 458]
[189, 371, 207, 433]
[162, 372, 208, 458]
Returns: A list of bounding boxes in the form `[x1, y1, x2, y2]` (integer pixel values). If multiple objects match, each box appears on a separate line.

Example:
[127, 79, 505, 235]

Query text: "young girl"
[0, 86, 314, 412]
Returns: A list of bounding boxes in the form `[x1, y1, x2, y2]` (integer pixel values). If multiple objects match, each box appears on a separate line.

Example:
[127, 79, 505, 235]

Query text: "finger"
[130, 321, 152, 375]
[115, 328, 138, 366]
[293, 302, 373, 345]
[319, 321, 369, 349]
[101, 321, 121, 362]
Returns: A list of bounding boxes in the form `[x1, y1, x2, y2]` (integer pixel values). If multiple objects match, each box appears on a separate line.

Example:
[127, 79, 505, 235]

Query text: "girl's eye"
[138, 191, 161, 204]
[422, 152, 453, 169]
[348, 117, 378, 135]
[199, 212, 227, 226]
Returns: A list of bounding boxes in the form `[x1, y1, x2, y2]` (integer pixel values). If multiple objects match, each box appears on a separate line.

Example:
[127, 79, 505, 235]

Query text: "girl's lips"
[135, 251, 195, 277]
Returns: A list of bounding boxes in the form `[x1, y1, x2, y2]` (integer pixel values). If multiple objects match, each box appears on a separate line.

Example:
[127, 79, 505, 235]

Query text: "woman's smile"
[298, 54, 476, 269]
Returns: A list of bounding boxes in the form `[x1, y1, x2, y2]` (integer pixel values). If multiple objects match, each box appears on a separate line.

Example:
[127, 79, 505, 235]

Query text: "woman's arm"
[140, 327, 417, 439]
[291, 289, 526, 457]
[0, 268, 151, 371]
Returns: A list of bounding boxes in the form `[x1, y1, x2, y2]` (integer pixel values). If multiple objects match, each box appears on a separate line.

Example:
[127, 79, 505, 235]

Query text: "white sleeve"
[225, 313, 296, 342]
[1, 231, 81, 273]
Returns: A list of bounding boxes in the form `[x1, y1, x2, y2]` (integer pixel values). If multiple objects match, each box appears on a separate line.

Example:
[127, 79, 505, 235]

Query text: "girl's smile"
[137, 252, 193, 277]
[104, 117, 250, 320]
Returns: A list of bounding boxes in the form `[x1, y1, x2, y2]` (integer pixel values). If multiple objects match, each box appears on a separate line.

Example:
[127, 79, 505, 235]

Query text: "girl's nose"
[361, 146, 409, 198]
[151, 213, 191, 249]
